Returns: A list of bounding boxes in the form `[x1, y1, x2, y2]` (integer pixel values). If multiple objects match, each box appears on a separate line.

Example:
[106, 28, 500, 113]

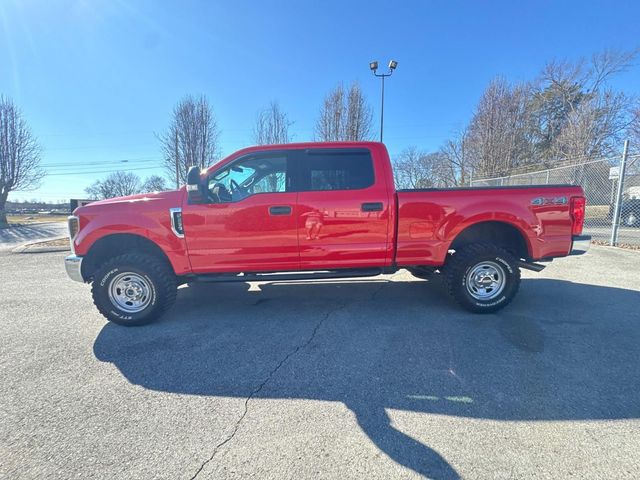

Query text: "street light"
[370, 59, 398, 142]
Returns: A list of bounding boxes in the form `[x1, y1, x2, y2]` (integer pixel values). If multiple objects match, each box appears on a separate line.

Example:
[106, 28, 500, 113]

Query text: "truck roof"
[205, 141, 388, 173]
[230, 141, 385, 156]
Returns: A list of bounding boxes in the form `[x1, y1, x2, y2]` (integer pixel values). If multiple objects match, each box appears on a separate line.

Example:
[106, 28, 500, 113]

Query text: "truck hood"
[75, 189, 184, 214]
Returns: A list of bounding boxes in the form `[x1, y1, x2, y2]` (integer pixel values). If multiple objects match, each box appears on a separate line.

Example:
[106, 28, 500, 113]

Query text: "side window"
[301, 150, 375, 191]
[207, 154, 288, 202]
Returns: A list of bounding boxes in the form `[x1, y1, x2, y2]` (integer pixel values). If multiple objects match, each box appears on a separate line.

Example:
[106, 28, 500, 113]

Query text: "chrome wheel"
[465, 261, 506, 300]
[108, 272, 153, 313]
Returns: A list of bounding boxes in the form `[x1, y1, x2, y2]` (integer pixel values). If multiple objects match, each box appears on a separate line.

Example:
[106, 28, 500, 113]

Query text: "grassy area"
[23, 237, 70, 250]
[36, 237, 70, 246]
[6, 214, 69, 225]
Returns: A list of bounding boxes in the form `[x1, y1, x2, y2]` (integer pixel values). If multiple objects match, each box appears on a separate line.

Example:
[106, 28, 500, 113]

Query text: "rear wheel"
[91, 253, 177, 326]
[444, 243, 520, 313]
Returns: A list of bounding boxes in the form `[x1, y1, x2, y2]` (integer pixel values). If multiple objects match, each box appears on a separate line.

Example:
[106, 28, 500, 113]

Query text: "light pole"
[370, 60, 398, 142]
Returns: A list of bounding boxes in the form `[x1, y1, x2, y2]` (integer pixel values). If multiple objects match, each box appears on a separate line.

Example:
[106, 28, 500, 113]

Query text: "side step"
[516, 261, 546, 272]
[190, 268, 384, 283]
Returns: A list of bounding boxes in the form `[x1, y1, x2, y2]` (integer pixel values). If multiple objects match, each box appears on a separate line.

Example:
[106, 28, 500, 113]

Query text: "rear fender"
[440, 202, 538, 259]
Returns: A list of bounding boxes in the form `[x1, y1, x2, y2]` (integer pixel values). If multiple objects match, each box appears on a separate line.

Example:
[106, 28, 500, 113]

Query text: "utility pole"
[379, 75, 385, 142]
[369, 60, 398, 142]
[610, 139, 630, 246]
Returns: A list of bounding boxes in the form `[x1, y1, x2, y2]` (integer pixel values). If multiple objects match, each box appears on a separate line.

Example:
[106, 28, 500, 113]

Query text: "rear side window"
[300, 149, 375, 191]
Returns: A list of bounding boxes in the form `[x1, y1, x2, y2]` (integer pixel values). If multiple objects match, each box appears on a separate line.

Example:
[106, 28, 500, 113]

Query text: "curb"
[591, 241, 640, 252]
[11, 237, 70, 254]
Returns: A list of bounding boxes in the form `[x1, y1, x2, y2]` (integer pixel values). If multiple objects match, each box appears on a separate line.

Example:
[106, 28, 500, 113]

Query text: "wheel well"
[82, 234, 174, 281]
[449, 221, 530, 260]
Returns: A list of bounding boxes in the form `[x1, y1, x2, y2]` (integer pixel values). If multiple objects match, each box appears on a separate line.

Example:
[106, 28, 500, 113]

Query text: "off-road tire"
[444, 243, 520, 313]
[91, 253, 177, 326]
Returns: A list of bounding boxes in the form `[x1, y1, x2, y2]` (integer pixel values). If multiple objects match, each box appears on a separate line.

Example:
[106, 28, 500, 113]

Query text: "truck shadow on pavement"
[93, 277, 640, 479]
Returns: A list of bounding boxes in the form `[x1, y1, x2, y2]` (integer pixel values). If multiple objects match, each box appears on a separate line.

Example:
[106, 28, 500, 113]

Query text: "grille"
[68, 216, 79, 239]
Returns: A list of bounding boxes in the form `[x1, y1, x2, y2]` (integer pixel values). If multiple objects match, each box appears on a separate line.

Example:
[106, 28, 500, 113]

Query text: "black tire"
[91, 253, 177, 326]
[443, 243, 520, 314]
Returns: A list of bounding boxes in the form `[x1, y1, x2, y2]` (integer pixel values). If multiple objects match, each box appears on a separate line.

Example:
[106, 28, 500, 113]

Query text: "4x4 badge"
[531, 196, 568, 206]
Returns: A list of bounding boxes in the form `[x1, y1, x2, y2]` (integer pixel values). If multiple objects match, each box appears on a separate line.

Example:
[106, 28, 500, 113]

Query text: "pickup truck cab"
[65, 142, 590, 325]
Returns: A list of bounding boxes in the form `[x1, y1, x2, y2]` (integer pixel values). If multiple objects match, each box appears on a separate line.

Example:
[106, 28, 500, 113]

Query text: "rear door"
[295, 148, 391, 269]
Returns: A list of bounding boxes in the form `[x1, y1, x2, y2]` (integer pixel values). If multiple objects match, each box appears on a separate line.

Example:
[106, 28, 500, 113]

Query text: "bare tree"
[549, 91, 630, 163]
[417, 47, 640, 188]
[531, 48, 638, 164]
[315, 82, 373, 141]
[316, 83, 346, 141]
[0, 96, 44, 224]
[346, 82, 373, 141]
[85, 171, 142, 200]
[393, 147, 440, 189]
[141, 174, 168, 193]
[541, 49, 639, 97]
[253, 102, 293, 145]
[159, 95, 221, 188]
[458, 48, 639, 184]
[438, 129, 475, 187]
[630, 105, 640, 153]
[465, 78, 533, 178]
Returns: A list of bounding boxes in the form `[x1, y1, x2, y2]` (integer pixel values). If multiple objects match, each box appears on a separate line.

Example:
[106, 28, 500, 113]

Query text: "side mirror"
[186, 166, 206, 204]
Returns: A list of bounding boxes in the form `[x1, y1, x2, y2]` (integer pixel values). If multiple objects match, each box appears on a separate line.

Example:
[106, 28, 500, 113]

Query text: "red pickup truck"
[65, 142, 589, 326]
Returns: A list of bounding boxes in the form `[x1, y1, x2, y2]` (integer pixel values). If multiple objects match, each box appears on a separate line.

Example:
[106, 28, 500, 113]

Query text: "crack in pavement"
[188, 299, 351, 480]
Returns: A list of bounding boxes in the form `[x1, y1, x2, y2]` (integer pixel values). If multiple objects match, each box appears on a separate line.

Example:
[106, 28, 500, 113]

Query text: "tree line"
[79, 81, 374, 200]
[1, 48, 639, 222]
[395, 49, 640, 189]
[156, 81, 374, 190]
[154, 48, 640, 191]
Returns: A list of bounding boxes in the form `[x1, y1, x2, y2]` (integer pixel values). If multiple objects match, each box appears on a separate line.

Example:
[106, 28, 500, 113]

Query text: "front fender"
[74, 210, 192, 275]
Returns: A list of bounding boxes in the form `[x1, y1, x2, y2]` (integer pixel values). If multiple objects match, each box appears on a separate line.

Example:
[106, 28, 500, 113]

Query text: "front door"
[295, 148, 391, 270]
[183, 151, 299, 273]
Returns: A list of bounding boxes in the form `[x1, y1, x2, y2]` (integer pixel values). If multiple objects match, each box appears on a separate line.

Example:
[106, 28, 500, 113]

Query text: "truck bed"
[394, 184, 585, 265]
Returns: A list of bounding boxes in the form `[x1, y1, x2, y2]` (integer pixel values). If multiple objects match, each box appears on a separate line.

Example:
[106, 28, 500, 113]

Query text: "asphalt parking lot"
[1, 246, 639, 479]
[0, 222, 67, 251]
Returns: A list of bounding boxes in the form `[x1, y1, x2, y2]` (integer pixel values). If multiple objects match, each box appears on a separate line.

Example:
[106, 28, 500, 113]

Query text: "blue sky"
[2, 0, 639, 202]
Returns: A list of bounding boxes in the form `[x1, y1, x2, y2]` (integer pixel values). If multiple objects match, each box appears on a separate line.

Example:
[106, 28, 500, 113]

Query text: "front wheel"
[91, 253, 177, 326]
[444, 244, 520, 313]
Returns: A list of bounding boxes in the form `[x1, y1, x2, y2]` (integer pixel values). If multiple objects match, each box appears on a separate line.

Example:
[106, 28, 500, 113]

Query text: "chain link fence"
[470, 143, 640, 247]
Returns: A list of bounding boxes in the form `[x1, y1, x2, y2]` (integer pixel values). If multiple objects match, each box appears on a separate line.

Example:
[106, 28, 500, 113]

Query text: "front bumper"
[65, 255, 85, 282]
[569, 235, 591, 256]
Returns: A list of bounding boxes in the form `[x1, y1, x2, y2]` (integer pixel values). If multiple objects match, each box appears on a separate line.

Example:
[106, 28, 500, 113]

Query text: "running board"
[516, 261, 546, 272]
[190, 268, 384, 283]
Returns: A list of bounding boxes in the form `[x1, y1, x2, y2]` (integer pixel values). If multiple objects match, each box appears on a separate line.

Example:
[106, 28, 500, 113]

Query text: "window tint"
[302, 150, 374, 191]
[207, 154, 288, 202]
